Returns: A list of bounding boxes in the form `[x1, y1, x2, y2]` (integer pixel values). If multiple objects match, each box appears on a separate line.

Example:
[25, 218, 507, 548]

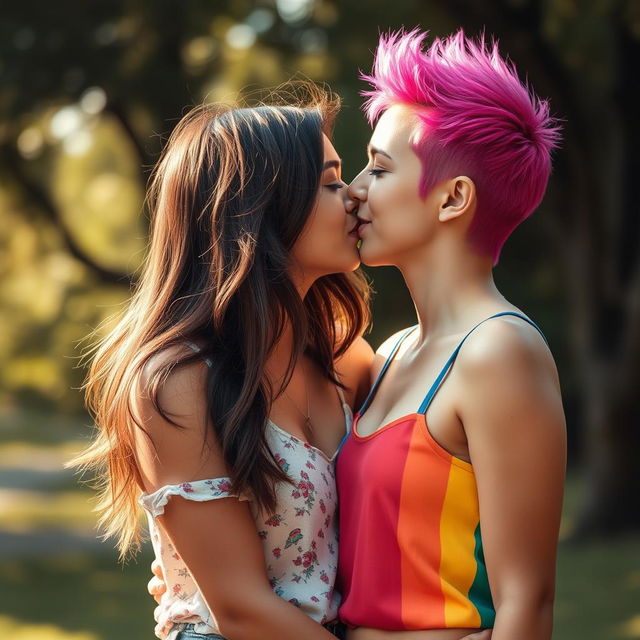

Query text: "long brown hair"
[70, 85, 371, 558]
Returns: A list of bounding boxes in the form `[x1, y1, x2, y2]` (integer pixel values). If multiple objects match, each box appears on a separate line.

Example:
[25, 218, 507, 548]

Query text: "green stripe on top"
[468, 524, 496, 628]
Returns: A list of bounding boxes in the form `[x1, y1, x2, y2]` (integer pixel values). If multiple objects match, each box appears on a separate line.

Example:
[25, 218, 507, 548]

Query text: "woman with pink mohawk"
[336, 28, 566, 640]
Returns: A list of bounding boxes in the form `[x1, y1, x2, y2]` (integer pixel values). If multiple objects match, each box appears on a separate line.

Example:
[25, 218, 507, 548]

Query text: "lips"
[355, 216, 371, 238]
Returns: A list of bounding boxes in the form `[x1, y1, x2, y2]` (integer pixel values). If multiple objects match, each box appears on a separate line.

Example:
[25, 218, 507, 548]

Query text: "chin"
[341, 248, 363, 272]
[338, 256, 362, 273]
[357, 243, 389, 268]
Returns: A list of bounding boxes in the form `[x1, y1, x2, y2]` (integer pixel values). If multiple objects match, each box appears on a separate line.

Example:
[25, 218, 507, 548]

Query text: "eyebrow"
[323, 159, 342, 170]
[368, 145, 393, 161]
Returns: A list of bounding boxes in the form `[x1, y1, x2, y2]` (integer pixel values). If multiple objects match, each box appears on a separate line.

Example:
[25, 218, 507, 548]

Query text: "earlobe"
[439, 177, 475, 223]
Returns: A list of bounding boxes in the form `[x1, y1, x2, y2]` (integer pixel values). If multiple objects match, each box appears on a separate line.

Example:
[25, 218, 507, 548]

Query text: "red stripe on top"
[336, 414, 414, 629]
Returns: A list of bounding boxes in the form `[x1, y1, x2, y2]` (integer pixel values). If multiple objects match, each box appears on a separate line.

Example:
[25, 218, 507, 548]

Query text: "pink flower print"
[320, 570, 329, 584]
[172, 552, 181, 561]
[306, 460, 316, 470]
[302, 550, 317, 568]
[293, 556, 302, 566]
[216, 479, 232, 493]
[284, 528, 303, 549]
[180, 483, 194, 493]
[311, 596, 320, 603]
[289, 598, 301, 606]
[264, 514, 284, 527]
[292, 489, 301, 499]
[317, 529, 325, 539]
[311, 540, 317, 550]
[300, 470, 310, 480]
[324, 515, 331, 528]
[272, 547, 282, 558]
[298, 481, 310, 499]
[274, 454, 290, 473]
[172, 584, 182, 595]
[319, 499, 326, 514]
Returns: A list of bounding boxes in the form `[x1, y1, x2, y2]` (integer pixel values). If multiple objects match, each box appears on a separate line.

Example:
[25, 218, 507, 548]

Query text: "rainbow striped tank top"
[336, 312, 546, 631]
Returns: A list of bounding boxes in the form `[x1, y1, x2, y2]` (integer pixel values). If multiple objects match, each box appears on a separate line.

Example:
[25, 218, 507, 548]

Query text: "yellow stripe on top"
[439, 460, 482, 627]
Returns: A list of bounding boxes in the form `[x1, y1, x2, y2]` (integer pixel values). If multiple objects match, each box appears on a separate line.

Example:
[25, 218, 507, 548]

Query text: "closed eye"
[325, 183, 345, 190]
[368, 169, 387, 176]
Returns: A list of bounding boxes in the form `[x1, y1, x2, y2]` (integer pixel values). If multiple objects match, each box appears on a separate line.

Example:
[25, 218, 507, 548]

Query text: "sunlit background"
[1, 1, 639, 638]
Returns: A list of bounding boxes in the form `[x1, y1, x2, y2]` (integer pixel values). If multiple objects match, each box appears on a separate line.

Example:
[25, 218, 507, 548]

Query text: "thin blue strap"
[336, 429, 350, 455]
[357, 325, 418, 416]
[416, 312, 547, 415]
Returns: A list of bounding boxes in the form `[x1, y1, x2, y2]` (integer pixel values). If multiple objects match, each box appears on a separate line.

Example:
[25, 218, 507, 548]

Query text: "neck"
[398, 239, 505, 344]
[289, 266, 317, 301]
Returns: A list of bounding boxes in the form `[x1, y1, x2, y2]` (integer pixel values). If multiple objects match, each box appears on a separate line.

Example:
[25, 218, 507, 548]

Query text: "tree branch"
[1, 143, 135, 286]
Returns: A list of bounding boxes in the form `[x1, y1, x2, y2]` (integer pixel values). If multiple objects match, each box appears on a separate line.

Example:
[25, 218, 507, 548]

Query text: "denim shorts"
[172, 625, 224, 640]
[173, 620, 346, 639]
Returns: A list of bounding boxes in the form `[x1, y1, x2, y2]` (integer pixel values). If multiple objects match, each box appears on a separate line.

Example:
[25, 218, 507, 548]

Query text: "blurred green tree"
[1, 0, 638, 536]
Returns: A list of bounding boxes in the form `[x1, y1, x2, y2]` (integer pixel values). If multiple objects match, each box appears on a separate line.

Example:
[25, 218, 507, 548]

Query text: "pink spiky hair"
[361, 28, 561, 264]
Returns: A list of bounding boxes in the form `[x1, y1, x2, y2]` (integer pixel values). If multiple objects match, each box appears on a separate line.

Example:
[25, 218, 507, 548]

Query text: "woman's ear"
[438, 176, 476, 223]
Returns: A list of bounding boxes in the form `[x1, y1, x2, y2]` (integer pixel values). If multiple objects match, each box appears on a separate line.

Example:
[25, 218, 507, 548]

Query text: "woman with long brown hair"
[71, 85, 374, 640]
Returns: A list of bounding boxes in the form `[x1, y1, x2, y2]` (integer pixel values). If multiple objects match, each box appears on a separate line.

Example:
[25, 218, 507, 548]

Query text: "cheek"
[291, 202, 348, 263]
[371, 179, 425, 230]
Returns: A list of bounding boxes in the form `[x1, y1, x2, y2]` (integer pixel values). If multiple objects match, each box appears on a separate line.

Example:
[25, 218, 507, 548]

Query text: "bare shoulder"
[134, 342, 210, 426]
[457, 314, 559, 386]
[335, 336, 375, 409]
[131, 342, 225, 492]
[455, 314, 564, 436]
[370, 325, 417, 382]
[376, 326, 416, 358]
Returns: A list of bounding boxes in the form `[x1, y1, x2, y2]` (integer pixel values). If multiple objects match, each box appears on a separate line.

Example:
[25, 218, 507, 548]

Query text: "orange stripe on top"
[397, 418, 451, 628]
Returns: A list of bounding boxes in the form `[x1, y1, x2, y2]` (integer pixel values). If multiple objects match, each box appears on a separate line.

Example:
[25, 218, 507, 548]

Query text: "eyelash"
[368, 169, 387, 176]
[325, 183, 344, 191]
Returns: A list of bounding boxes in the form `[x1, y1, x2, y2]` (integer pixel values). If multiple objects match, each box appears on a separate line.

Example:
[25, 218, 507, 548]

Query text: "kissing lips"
[356, 217, 371, 238]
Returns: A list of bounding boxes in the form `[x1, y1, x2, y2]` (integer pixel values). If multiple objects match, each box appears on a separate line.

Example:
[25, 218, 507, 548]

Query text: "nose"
[346, 168, 369, 213]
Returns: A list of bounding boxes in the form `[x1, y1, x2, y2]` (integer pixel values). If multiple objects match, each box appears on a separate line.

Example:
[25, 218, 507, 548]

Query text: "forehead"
[322, 133, 340, 161]
[370, 104, 422, 155]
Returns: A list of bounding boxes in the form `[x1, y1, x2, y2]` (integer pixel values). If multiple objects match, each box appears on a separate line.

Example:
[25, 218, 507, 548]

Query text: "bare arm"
[132, 349, 336, 640]
[458, 321, 566, 640]
[335, 335, 375, 410]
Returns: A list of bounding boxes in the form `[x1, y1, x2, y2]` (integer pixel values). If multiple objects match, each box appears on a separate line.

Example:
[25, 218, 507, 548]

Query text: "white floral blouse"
[139, 376, 351, 639]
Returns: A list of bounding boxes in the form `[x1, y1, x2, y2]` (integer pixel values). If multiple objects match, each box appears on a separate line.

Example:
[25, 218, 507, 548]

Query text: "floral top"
[139, 352, 352, 639]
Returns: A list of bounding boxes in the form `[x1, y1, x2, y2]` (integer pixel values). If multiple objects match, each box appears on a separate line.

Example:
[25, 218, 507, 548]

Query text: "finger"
[148, 576, 166, 600]
[151, 558, 163, 578]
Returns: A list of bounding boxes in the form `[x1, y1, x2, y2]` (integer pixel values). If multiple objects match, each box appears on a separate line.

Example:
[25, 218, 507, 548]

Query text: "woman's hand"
[148, 558, 166, 604]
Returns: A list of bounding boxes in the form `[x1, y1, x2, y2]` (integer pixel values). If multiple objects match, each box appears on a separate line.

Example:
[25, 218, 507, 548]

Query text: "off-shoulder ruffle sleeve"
[139, 477, 250, 518]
